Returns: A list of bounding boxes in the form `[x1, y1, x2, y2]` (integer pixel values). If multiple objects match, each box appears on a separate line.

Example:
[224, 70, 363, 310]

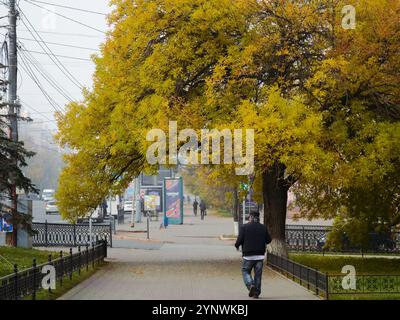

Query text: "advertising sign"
[0, 217, 13, 233]
[144, 195, 160, 211]
[163, 177, 183, 225]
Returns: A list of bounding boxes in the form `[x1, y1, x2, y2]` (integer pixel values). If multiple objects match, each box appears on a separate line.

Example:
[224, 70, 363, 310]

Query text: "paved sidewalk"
[59, 244, 319, 300]
[114, 208, 235, 246]
[59, 208, 318, 300]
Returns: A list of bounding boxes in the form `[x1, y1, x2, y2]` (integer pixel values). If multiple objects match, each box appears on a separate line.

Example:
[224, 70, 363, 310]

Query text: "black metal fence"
[285, 225, 400, 253]
[0, 241, 107, 300]
[328, 274, 400, 296]
[267, 252, 400, 299]
[32, 222, 113, 247]
[286, 225, 331, 251]
[267, 251, 328, 298]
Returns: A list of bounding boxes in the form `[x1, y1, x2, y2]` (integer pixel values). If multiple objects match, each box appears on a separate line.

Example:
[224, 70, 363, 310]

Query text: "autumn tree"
[293, 0, 400, 249]
[56, 0, 400, 255]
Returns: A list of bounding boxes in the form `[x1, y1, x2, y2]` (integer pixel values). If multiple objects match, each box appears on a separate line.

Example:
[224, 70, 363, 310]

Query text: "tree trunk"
[262, 162, 289, 257]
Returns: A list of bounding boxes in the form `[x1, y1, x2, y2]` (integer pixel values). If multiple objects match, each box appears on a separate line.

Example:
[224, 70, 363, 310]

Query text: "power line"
[19, 98, 53, 121]
[18, 45, 75, 102]
[17, 6, 84, 89]
[18, 29, 103, 39]
[18, 37, 100, 51]
[24, 0, 108, 16]
[20, 48, 92, 61]
[24, 0, 106, 34]
[20, 119, 57, 124]
[18, 51, 64, 113]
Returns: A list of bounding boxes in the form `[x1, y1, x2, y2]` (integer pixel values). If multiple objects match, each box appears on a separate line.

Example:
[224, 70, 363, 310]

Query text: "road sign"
[240, 182, 249, 191]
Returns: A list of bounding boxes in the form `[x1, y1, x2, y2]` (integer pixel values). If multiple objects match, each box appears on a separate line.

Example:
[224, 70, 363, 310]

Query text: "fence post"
[109, 222, 113, 248]
[325, 273, 329, 300]
[78, 246, 81, 276]
[69, 248, 73, 280]
[307, 268, 310, 290]
[299, 265, 302, 286]
[60, 251, 63, 287]
[302, 226, 305, 251]
[315, 270, 319, 296]
[13, 264, 18, 300]
[47, 254, 52, 293]
[104, 239, 108, 259]
[45, 220, 48, 247]
[86, 245, 89, 272]
[74, 224, 77, 247]
[92, 246, 95, 269]
[292, 260, 295, 281]
[32, 259, 36, 300]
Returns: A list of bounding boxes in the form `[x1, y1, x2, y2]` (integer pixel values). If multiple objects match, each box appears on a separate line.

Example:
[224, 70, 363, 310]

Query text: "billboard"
[144, 195, 160, 211]
[163, 177, 183, 225]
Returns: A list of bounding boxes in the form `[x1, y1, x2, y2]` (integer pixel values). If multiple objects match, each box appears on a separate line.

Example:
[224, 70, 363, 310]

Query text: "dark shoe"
[248, 285, 256, 298]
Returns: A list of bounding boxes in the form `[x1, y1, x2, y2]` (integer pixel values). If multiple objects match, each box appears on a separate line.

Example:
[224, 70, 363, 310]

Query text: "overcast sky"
[0, 0, 112, 131]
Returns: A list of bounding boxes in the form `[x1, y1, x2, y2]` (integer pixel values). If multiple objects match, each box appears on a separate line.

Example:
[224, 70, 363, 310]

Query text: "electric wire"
[24, 0, 106, 34]
[20, 48, 92, 61]
[24, 0, 107, 16]
[19, 98, 53, 121]
[17, 6, 84, 89]
[18, 43, 75, 102]
[18, 37, 99, 51]
[18, 51, 63, 113]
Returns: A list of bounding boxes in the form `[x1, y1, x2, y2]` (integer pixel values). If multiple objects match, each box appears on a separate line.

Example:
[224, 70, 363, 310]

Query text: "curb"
[219, 235, 236, 241]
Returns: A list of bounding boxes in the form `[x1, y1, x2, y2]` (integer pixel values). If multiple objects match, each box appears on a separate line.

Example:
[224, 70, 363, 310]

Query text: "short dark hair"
[249, 211, 260, 218]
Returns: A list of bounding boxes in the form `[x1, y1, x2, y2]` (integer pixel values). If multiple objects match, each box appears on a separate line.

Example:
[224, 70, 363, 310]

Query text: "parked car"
[123, 201, 134, 214]
[46, 200, 59, 214]
[42, 189, 55, 202]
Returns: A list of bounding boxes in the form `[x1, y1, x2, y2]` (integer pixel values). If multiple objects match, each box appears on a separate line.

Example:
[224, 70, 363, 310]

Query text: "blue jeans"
[242, 259, 264, 296]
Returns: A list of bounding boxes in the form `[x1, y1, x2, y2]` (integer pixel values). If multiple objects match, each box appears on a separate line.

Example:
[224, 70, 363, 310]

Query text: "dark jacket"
[199, 201, 206, 210]
[235, 222, 272, 256]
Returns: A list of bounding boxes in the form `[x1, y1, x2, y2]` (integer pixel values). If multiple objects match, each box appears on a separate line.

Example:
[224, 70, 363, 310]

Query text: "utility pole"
[7, 0, 19, 246]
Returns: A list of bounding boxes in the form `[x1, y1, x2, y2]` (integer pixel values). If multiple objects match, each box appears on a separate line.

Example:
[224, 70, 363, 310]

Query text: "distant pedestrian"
[199, 200, 207, 220]
[235, 211, 272, 299]
[101, 200, 108, 219]
[193, 199, 198, 216]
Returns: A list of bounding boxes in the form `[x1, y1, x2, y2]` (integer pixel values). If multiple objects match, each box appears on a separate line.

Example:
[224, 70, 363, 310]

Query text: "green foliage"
[0, 123, 37, 196]
[0, 246, 55, 277]
[290, 254, 400, 275]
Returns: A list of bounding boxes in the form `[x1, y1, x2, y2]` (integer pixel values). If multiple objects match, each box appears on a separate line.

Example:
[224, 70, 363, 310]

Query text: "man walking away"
[199, 200, 207, 220]
[235, 211, 272, 299]
[193, 198, 199, 216]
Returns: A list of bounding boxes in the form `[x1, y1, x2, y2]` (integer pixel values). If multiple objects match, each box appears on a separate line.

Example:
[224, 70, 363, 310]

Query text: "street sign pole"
[242, 199, 246, 225]
[147, 213, 150, 240]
